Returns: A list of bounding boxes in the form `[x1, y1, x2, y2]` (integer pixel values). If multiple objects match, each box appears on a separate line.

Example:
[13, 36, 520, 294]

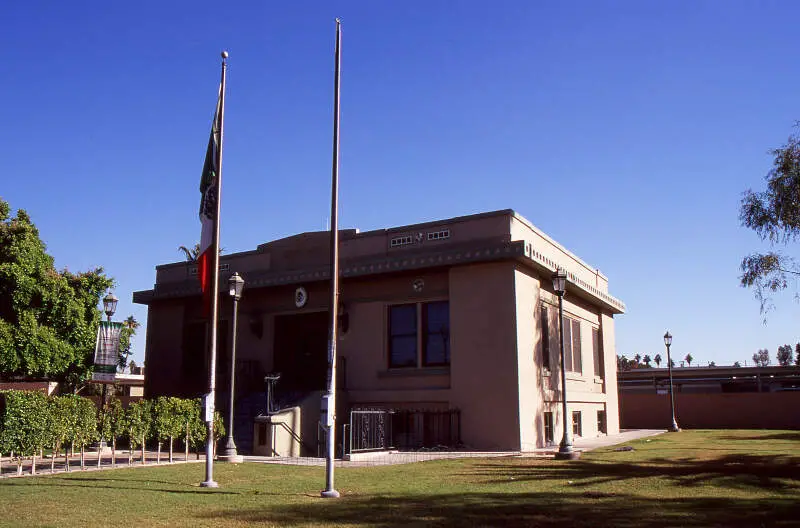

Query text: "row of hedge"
[0, 390, 224, 474]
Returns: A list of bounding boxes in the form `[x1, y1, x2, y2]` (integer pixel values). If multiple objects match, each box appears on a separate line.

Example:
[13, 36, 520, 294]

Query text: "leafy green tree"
[643, 355, 652, 367]
[616, 355, 631, 371]
[739, 129, 800, 312]
[73, 396, 98, 470]
[0, 198, 114, 389]
[752, 348, 771, 367]
[684, 354, 693, 366]
[51, 395, 77, 471]
[97, 396, 125, 467]
[777, 344, 793, 366]
[153, 397, 187, 463]
[654, 354, 662, 367]
[0, 390, 50, 475]
[106, 397, 126, 466]
[733, 361, 742, 367]
[125, 400, 152, 465]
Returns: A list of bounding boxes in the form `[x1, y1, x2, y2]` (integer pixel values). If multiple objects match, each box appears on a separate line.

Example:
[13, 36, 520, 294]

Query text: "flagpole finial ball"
[221, 51, 229, 59]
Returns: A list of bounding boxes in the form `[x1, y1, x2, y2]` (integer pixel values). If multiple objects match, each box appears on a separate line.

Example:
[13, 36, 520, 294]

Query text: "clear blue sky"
[3, 1, 800, 368]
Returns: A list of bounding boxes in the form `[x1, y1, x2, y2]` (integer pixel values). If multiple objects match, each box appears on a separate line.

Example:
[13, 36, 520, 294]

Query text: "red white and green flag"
[198, 89, 222, 316]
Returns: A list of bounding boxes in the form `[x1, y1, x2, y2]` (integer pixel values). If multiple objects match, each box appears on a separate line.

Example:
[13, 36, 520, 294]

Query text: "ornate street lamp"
[103, 292, 118, 322]
[220, 273, 245, 462]
[553, 268, 579, 460]
[98, 292, 118, 450]
[664, 331, 680, 432]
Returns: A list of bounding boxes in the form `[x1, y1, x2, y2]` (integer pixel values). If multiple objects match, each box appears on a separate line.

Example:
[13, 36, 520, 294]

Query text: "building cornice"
[134, 238, 626, 314]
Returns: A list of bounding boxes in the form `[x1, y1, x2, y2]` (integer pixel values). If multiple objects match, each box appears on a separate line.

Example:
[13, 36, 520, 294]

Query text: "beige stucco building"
[134, 210, 625, 453]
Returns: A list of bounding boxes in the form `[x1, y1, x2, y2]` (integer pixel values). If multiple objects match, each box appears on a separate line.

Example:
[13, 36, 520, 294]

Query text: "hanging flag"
[92, 321, 124, 383]
[198, 89, 222, 316]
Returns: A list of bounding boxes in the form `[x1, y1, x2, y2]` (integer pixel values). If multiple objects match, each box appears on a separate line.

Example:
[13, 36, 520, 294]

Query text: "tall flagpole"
[201, 50, 228, 489]
[321, 18, 342, 499]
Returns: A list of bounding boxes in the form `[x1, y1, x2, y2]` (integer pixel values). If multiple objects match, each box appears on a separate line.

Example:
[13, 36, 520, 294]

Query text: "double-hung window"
[540, 305, 551, 371]
[561, 315, 582, 374]
[389, 301, 450, 368]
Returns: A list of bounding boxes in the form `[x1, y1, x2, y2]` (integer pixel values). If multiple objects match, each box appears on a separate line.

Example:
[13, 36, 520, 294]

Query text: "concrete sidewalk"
[244, 429, 665, 467]
[570, 428, 664, 451]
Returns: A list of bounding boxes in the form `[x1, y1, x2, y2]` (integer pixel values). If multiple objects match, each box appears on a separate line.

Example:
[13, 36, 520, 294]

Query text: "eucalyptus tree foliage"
[740, 131, 800, 312]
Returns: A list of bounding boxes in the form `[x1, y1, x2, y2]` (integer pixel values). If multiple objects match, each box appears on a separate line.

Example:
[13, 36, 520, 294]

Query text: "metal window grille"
[347, 408, 461, 454]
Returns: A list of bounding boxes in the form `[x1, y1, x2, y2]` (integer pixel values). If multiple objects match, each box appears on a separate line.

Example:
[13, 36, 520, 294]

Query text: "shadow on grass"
[718, 432, 800, 442]
[199, 491, 800, 527]
[473, 453, 800, 492]
[0, 478, 242, 495]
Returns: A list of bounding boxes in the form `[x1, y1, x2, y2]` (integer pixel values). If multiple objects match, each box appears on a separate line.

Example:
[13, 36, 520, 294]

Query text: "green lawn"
[1, 430, 799, 527]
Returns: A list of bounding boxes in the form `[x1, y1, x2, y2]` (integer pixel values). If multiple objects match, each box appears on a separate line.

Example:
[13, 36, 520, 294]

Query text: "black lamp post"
[664, 331, 680, 432]
[220, 273, 244, 462]
[99, 292, 118, 449]
[553, 268, 579, 460]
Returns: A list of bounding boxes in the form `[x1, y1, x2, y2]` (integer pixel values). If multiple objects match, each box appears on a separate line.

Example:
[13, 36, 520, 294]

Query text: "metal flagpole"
[201, 50, 228, 489]
[321, 18, 342, 499]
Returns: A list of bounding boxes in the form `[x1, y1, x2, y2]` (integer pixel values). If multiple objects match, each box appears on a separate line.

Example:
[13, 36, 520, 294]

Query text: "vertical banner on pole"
[92, 321, 123, 383]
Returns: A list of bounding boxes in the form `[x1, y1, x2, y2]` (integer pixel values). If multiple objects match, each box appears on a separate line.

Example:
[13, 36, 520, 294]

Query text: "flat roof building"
[134, 209, 625, 453]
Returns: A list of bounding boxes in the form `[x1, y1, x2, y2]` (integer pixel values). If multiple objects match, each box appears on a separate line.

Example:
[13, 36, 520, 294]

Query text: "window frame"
[387, 300, 450, 369]
[422, 301, 450, 367]
[540, 305, 551, 372]
[388, 303, 419, 368]
[543, 411, 554, 446]
[572, 410, 582, 437]
[597, 410, 607, 434]
[592, 327, 604, 379]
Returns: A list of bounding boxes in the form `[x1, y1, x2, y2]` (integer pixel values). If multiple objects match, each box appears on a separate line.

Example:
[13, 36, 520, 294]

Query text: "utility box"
[252, 407, 302, 457]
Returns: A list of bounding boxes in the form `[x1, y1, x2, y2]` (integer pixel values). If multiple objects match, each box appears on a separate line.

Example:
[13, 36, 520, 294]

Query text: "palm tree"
[685, 353, 693, 366]
[117, 316, 140, 371]
[124, 315, 140, 332]
[178, 243, 224, 262]
[178, 244, 201, 262]
[654, 353, 662, 367]
[643, 354, 652, 367]
[634, 353, 641, 365]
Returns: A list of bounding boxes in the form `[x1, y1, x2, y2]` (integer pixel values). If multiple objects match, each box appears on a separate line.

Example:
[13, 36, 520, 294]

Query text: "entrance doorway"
[273, 311, 329, 392]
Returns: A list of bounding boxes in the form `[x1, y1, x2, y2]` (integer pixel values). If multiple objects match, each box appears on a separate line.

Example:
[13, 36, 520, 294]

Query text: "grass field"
[0, 430, 798, 527]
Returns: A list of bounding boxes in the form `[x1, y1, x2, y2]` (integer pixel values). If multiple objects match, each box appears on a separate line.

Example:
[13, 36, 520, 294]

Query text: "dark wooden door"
[273, 311, 329, 392]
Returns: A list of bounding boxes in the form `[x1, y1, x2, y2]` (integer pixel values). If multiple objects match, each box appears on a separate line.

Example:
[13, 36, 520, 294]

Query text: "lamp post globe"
[220, 273, 245, 463]
[103, 292, 118, 322]
[664, 331, 680, 432]
[553, 268, 579, 460]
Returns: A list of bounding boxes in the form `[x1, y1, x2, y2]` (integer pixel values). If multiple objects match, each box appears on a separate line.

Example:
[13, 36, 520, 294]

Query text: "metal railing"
[348, 408, 461, 454]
